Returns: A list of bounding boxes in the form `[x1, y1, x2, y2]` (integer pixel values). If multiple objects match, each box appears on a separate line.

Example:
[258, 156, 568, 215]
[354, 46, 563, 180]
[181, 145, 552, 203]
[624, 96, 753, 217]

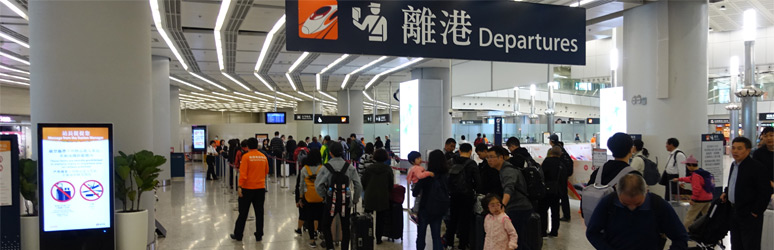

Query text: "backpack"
[297, 149, 308, 166]
[304, 165, 324, 203]
[544, 161, 563, 196]
[324, 163, 351, 216]
[559, 148, 574, 176]
[639, 155, 661, 185]
[423, 176, 450, 219]
[580, 165, 634, 226]
[510, 154, 546, 202]
[693, 169, 715, 193]
[448, 161, 471, 195]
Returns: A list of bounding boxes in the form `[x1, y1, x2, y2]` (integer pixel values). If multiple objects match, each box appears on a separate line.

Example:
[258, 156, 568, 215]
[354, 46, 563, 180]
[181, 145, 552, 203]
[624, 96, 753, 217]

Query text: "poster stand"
[0, 135, 20, 249]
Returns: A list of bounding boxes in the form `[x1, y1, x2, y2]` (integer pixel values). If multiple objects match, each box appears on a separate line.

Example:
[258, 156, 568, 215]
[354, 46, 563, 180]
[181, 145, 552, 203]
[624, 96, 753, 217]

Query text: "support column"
[337, 90, 364, 137]
[623, 1, 707, 189]
[170, 86, 181, 151]
[411, 68, 452, 143]
[29, 0, 154, 246]
[152, 56, 171, 186]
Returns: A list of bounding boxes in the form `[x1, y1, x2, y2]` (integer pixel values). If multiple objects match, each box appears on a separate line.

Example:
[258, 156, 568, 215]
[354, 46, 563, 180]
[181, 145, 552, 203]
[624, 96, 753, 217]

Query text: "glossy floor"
[154, 162, 716, 250]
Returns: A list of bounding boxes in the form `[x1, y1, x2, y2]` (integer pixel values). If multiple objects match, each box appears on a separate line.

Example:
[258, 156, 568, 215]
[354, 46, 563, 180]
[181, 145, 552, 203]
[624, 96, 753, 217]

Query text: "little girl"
[405, 151, 433, 223]
[484, 194, 518, 250]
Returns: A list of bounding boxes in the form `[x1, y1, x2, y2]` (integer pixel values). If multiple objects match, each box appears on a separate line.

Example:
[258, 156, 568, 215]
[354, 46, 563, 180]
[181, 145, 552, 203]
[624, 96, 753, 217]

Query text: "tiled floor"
[154, 162, 723, 250]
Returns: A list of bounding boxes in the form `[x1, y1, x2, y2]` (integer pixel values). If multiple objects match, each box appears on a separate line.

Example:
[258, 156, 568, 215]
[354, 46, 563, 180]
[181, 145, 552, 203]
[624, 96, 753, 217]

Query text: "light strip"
[363, 91, 374, 102]
[341, 56, 388, 88]
[0, 0, 27, 20]
[0, 50, 29, 65]
[214, 0, 232, 70]
[0, 31, 28, 48]
[296, 91, 316, 100]
[569, 0, 595, 7]
[150, 0, 190, 71]
[170, 76, 205, 91]
[253, 91, 285, 101]
[320, 54, 349, 74]
[212, 92, 250, 101]
[0, 72, 28, 81]
[253, 72, 275, 91]
[255, 15, 286, 72]
[316, 74, 321, 91]
[233, 92, 269, 101]
[190, 72, 228, 91]
[0, 78, 28, 86]
[364, 57, 424, 89]
[285, 73, 298, 91]
[319, 91, 337, 101]
[190, 92, 234, 102]
[222, 72, 251, 91]
[0, 64, 28, 75]
[275, 91, 303, 101]
[288, 52, 310, 73]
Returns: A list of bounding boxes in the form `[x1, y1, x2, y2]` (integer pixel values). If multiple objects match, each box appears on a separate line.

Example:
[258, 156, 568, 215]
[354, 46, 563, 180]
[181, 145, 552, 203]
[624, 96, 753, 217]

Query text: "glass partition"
[708, 72, 774, 104]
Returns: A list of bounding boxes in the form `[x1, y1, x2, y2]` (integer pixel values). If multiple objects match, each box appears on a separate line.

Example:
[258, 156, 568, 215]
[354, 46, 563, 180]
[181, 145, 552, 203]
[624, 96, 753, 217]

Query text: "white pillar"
[623, 0, 708, 190]
[170, 86, 181, 151]
[337, 90, 364, 137]
[411, 68, 452, 142]
[29, 0, 155, 246]
[152, 56, 172, 185]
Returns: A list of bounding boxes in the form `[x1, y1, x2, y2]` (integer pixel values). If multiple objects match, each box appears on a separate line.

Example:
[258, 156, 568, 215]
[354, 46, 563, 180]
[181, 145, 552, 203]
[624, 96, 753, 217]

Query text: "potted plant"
[19, 159, 39, 250]
[114, 150, 165, 250]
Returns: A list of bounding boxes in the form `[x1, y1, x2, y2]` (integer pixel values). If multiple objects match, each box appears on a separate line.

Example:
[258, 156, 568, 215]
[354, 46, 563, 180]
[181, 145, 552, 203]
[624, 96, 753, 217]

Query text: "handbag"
[659, 170, 670, 186]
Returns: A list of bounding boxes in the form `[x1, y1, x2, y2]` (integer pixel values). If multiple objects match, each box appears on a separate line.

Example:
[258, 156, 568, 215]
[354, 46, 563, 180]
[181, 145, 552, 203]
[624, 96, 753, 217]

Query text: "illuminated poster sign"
[286, 0, 586, 65]
[599, 87, 626, 150]
[400, 80, 419, 159]
[192, 126, 207, 152]
[0, 135, 20, 247]
[38, 124, 113, 248]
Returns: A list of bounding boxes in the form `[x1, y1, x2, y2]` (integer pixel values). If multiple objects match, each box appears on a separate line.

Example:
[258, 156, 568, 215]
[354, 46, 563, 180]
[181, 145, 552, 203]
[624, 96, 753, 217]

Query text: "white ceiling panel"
[181, 2, 218, 29]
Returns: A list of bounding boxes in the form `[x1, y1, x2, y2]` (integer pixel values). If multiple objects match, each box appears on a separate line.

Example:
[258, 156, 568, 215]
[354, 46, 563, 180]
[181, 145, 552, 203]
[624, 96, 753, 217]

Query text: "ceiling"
[0, 0, 772, 113]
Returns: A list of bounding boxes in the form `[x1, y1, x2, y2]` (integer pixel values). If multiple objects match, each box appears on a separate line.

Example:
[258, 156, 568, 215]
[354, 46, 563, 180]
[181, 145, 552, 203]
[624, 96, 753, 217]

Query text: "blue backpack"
[694, 169, 715, 193]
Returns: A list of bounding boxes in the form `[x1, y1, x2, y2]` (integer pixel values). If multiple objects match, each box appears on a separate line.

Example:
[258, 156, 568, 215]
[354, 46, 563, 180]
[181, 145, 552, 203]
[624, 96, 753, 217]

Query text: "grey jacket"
[500, 161, 533, 211]
[314, 157, 363, 205]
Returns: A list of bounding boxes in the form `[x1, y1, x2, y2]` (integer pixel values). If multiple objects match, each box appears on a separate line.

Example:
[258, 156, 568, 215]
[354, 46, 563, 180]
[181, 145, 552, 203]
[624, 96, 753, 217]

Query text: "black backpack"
[423, 175, 450, 219]
[324, 163, 351, 216]
[544, 162, 563, 196]
[448, 161, 471, 195]
[560, 148, 574, 177]
[639, 155, 661, 185]
[510, 154, 546, 202]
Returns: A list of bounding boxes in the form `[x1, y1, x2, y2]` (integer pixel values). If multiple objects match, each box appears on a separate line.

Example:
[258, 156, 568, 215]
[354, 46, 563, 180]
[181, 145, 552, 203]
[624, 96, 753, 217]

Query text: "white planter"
[20, 216, 39, 250]
[115, 210, 148, 250]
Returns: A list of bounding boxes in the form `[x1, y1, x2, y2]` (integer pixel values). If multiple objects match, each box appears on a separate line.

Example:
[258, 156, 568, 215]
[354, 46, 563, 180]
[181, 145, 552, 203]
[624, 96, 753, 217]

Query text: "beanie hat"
[607, 132, 634, 158]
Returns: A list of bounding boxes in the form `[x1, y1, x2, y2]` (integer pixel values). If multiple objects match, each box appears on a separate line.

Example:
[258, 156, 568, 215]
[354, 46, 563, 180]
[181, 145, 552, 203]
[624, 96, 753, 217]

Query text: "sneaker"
[254, 233, 262, 242]
[409, 213, 419, 224]
[308, 241, 317, 248]
[294, 228, 302, 235]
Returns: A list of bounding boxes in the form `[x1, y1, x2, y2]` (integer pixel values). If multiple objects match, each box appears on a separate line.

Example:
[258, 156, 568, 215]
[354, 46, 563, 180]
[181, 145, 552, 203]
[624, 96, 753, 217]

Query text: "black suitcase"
[525, 212, 543, 250]
[384, 202, 403, 241]
[350, 212, 374, 250]
[469, 213, 485, 250]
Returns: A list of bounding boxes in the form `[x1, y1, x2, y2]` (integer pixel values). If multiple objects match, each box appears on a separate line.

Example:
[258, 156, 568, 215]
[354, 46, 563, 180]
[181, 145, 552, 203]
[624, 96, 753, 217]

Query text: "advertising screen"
[599, 87, 626, 151]
[400, 80, 419, 159]
[192, 126, 206, 151]
[39, 125, 113, 232]
[266, 112, 287, 124]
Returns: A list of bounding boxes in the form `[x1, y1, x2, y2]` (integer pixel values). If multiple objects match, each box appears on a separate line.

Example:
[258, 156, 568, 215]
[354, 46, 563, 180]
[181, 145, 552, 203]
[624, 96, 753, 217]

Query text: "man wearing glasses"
[487, 146, 533, 250]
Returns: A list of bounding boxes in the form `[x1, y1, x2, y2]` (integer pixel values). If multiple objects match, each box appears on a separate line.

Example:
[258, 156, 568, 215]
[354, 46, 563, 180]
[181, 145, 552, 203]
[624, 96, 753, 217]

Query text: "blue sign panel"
[494, 117, 503, 147]
[287, 1, 586, 65]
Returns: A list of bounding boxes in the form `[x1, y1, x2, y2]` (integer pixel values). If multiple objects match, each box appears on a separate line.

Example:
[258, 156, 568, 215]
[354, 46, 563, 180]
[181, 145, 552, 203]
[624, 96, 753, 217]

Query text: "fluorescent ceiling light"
[253, 91, 285, 101]
[569, 0, 594, 7]
[364, 57, 423, 89]
[222, 72, 251, 91]
[288, 52, 310, 73]
[253, 72, 275, 91]
[0, 78, 28, 86]
[255, 15, 286, 72]
[320, 54, 349, 74]
[0, 50, 29, 65]
[170, 76, 205, 91]
[233, 92, 269, 101]
[276, 91, 303, 101]
[363, 91, 373, 101]
[341, 56, 388, 88]
[0, 64, 28, 75]
[316, 74, 321, 91]
[150, 0, 189, 71]
[190, 72, 227, 91]
[743, 9, 757, 41]
[190, 92, 233, 102]
[0, 0, 27, 20]
[296, 91, 315, 100]
[285, 73, 298, 91]
[214, 0, 232, 70]
[320, 91, 337, 101]
[0, 31, 28, 48]
[212, 92, 250, 101]
[0, 72, 28, 81]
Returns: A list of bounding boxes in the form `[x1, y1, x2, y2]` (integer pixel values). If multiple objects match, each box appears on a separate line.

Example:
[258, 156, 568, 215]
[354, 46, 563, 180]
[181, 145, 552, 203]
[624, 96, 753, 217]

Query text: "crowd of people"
[203, 128, 774, 250]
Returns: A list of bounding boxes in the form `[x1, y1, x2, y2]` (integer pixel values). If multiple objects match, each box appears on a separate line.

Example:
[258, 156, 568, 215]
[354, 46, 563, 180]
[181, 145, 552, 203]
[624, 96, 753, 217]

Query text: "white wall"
[571, 38, 614, 79]
[451, 61, 550, 96]
[0, 86, 30, 115]
[708, 26, 774, 70]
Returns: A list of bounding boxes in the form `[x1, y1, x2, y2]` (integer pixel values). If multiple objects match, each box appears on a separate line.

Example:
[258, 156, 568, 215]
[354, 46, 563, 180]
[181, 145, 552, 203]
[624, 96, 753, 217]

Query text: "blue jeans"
[507, 209, 534, 250]
[416, 216, 443, 250]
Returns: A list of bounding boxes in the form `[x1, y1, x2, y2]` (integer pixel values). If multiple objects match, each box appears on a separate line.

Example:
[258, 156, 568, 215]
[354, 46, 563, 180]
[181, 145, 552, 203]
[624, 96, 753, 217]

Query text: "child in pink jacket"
[672, 155, 714, 228]
[406, 151, 433, 222]
[484, 194, 518, 250]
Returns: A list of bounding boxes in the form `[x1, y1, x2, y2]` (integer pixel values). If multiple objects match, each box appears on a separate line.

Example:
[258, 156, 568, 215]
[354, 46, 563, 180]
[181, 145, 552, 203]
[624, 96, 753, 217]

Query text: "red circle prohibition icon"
[80, 180, 104, 201]
[51, 181, 75, 202]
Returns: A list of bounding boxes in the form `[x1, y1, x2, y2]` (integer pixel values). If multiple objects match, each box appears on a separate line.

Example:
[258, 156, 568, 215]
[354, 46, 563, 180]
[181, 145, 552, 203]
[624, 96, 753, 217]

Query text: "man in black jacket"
[720, 136, 773, 250]
[270, 131, 284, 175]
[752, 127, 774, 190]
[506, 137, 532, 169]
[444, 143, 481, 250]
[285, 135, 297, 175]
[444, 138, 458, 160]
[548, 134, 574, 221]
[476, 143, 502, 196]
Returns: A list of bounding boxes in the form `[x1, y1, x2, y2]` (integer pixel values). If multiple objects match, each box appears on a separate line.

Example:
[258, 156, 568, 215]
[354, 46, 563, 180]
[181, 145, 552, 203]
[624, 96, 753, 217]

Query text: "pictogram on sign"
[80, 180, 104, 201]
[51, 181, 75, 202]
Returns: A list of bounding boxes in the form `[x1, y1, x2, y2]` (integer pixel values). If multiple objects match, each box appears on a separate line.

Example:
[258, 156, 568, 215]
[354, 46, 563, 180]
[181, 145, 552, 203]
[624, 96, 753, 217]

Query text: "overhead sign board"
[494, 117, 503, 146]
[295, 114, 314, 120]
[586, 118, 600, 124]
[459, 120, 482, 124]
[38, 124, 114, 249]
[364, 114, 390, 123]
[315, 115, 350, 124]
[286, 0, 586, 65]
[708, 119, 730, 124]
[760, 113, 774, 121]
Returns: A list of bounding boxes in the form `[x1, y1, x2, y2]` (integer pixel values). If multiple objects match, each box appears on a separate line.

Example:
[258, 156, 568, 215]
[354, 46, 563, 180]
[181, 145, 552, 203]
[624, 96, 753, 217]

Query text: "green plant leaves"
[114, 150, 166, 212]
[19, 159, 38, 216]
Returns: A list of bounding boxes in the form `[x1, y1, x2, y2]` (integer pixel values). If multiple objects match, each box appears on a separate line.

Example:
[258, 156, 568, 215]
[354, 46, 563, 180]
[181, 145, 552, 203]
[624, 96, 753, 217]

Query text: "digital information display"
[40, 125, 113, 232]
[599, 87, 626, 151]
[266, 112, 287, 124]
[192, 126, 207, 152]
[400, 80, 419, 159]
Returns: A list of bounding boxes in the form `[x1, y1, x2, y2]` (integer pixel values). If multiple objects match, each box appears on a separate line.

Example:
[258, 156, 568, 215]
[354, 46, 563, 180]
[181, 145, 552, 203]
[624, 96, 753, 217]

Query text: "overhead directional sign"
[315, 115, 350, 124]
[364, 114, 390, 123]
[287, 0, 586, 65]
[295, 114, 314, 120]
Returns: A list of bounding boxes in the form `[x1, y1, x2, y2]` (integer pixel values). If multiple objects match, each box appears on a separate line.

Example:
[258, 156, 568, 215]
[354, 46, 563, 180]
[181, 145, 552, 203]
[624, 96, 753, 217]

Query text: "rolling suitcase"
[668, 180, 690, 223]
[385, 202, 403, 241]
[469, 213, 485, 250]
[350, 211, 374, 250]
[525, 212, 543, 250]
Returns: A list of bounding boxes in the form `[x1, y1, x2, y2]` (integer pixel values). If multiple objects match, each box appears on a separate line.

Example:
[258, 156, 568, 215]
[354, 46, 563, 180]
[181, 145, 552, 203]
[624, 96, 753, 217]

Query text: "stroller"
[687, 199, 731, 250]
